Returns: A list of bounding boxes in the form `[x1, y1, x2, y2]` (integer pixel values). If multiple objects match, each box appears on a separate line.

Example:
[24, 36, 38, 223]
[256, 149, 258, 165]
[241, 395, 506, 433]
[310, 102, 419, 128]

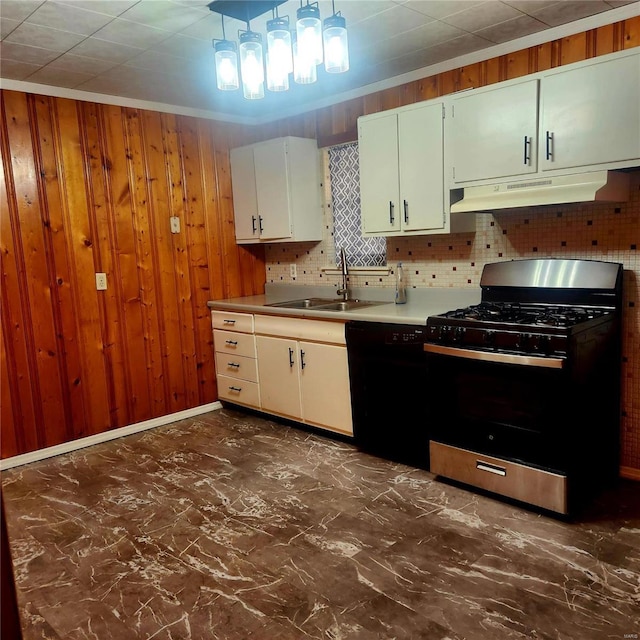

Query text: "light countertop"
[207, 283, 481, 326]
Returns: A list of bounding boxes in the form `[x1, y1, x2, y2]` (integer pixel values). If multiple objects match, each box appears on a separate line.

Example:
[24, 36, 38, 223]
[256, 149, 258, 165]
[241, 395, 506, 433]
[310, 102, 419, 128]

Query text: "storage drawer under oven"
[430, 441, 568, 514]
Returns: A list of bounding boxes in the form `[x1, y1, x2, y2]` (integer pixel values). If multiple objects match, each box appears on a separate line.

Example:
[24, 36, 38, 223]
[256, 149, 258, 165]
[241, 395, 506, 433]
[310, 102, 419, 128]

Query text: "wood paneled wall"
[1, 15, 638, 459]
[1, 93, 263, 458]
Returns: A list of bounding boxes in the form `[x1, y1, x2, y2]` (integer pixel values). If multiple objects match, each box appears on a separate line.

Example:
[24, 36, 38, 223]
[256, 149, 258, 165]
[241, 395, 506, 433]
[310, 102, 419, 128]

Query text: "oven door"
[425, 344, 570, 474]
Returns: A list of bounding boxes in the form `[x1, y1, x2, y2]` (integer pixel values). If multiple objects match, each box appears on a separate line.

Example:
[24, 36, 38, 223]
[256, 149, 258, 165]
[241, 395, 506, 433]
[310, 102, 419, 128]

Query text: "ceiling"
[1, 0, 638, 121]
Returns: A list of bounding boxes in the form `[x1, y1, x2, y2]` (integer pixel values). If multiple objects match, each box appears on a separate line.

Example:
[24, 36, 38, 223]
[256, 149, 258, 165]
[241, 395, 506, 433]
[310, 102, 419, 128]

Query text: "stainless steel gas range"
[424, 258, 623, 515]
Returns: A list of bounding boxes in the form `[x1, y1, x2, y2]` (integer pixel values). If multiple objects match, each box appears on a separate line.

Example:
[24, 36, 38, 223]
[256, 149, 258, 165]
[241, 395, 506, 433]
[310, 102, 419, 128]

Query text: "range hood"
[450, 170, 630, 213]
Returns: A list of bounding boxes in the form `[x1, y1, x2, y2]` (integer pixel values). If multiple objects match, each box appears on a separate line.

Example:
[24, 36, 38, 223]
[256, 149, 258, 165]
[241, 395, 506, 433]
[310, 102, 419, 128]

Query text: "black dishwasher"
[345, 321, 430, 470]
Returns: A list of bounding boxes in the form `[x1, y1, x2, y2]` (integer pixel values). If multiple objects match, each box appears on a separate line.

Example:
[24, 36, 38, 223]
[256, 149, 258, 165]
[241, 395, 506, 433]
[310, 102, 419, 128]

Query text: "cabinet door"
[358, 113, 401, 234]
[254, 140, 293, 240]
[398, 103, 444, 232]
[299, 342, 353, 435]
[256, 335, 301, 419]
[230, 146, 260, 241]
[451, 79, 538, 183]
[540, 53, 640, 171]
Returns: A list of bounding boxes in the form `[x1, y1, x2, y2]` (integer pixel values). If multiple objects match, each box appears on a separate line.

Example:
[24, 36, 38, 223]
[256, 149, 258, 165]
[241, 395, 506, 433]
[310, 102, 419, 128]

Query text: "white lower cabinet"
[212, 310, 353, 436]
[254, 315, 353, 436]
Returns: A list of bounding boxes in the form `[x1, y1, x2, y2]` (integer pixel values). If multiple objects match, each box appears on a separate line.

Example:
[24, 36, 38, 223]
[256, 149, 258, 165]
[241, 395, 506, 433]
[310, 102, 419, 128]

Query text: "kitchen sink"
[267, 298, 384, 312]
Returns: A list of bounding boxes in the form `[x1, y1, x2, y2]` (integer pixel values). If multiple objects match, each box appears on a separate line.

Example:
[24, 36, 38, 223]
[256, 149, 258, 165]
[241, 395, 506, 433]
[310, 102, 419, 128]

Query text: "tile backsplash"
[265, 169, 640, 472]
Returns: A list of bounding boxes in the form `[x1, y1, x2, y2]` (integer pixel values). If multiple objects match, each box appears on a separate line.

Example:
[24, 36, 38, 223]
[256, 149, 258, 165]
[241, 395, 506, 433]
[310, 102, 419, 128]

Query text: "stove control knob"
[484, 330, 496, 347]
[427, 325, 441, 341]
[539, 335, 551, 354]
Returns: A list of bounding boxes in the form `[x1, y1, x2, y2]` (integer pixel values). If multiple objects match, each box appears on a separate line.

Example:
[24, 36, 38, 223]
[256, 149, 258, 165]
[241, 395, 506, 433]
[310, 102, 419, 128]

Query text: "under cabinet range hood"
[450, 170, 631, 213]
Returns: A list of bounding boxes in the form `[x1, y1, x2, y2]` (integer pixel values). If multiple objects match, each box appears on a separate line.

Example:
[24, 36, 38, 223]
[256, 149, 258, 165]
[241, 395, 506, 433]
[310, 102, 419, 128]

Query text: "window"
[328, 142, 386, 267]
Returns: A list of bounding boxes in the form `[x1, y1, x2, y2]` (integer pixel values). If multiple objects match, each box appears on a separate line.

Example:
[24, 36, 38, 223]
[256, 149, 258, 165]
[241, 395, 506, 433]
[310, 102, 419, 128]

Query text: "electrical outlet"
[95, 273, 107, 291]
[170, 216, 181, 234]
[289, 264, 297, 279]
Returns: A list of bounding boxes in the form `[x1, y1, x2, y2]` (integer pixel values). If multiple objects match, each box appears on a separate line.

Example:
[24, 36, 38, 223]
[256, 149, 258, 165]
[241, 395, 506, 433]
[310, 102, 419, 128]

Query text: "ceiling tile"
[0, 1, 46, 22]
[116, 0, 209, 31]
[68, 37, 144, 63]
[527, 0, 612, 26]
[473, 14, 548, 43]
[124, 50, 189, 75]
[26, 65, 95, 87]
[25, 1, 115, 35]
[0, 41, 60, 65]
[47, 52, 119, 75]
[0, 17, 20, 39]
[395, 0, 487, 20]
[177, 13, 223, 40]
[441, 1, 524, 31]
[0, 58, 41, 80]
[354, 4, 435, 42]
[54, 1, 140, 16]
[150, 33, 212, 60]
[502, 1, 560, 14]
[4, 23, 86, 51]
[91, 18, 171, 48]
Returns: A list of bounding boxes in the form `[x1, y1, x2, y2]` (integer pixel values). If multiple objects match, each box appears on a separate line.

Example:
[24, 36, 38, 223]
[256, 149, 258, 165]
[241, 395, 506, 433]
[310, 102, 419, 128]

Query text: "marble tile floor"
[2, 407, 639, 640]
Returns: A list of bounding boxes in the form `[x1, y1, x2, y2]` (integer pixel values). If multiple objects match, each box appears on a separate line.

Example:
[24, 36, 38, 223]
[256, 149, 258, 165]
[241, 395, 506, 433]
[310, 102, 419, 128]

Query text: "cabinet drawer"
[215, 353, 258, 383]
[217, 374, 260, 408]
[254, 314, 346, 345]
[213, 330, 257, 358]
[212, 311, 254, 333]
[430, 441, 567, 514]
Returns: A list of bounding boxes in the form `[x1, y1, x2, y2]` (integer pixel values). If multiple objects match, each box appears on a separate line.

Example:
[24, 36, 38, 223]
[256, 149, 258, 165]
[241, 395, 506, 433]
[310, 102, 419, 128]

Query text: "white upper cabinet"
[539, 51, 640, 172]
[359, 101, 458, 236]
[230, 136, 323, 244]
[450, 79, 539, 184]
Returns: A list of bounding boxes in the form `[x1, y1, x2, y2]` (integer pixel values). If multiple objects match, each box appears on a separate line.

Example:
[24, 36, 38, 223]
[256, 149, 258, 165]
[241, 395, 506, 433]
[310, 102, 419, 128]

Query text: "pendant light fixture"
[208, 1, 350, 100]
[296, 1, 323, 66]
[213, 16, 239, 91]
[238, 30, 265, 99]
[323, 1, 349, 73]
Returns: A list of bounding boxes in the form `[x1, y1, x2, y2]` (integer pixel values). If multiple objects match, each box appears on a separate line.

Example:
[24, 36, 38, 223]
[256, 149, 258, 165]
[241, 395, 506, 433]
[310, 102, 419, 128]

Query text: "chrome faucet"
[337, 247, 349, 301]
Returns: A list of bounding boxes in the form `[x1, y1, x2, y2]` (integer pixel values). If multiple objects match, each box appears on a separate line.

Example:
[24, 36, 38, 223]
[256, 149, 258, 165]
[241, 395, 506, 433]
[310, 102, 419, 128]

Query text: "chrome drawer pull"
[476, 461, 506, 476]
[225, 340, 238, 345]
[227, 362, 240, 368]
[228, 386, 242, 392]
[223, 319, 236, 325]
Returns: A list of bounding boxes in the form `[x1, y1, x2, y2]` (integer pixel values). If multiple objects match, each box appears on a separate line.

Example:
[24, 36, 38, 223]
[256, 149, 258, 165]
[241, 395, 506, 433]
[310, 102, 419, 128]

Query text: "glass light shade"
[293, 32, 317, 85]
[239, 31, 264, 100]
[296, 4, 323, 66]
[267, 16, 293, 74]
[266, 52, 289, 92]
[214, 40, 239, 90]
[323, 15, 349, 73]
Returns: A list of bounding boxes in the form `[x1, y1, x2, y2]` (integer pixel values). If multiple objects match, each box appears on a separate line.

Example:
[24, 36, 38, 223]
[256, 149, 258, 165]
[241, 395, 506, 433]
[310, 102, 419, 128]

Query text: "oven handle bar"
[424, 343, 564, 369]
[476, 461, 506, 476]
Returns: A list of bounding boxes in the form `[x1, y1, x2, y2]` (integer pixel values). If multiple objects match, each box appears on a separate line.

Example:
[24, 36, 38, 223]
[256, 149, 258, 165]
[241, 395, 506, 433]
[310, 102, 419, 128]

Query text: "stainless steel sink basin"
[312, 300, 384, 311]
[266, 297, 336, 309]
[267, 298, 384, 312]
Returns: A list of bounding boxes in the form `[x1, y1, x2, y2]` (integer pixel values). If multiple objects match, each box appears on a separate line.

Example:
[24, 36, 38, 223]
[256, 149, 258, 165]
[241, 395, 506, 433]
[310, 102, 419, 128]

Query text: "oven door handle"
[424, 343, 564, 369]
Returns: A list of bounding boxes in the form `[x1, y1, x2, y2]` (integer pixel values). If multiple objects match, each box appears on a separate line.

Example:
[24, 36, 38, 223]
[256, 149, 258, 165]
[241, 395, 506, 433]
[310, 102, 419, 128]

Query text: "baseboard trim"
[0, 402, 223, 471]
[620, 466, 640, 482]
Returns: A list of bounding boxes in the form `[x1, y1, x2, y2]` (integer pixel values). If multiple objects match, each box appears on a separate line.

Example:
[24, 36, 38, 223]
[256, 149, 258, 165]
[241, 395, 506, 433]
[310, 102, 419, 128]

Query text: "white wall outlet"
[289, 264, 297, 279]
[170, 216, 181, 234]
[95, 273, 107, 291]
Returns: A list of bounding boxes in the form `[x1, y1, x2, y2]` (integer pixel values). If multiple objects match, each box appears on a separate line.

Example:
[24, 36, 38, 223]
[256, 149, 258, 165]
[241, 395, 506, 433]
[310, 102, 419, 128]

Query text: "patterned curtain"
[328, 143, 386, 267]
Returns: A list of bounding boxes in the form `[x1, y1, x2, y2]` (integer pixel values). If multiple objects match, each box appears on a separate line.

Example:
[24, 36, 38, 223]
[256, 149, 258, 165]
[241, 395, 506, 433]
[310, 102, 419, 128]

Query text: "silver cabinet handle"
[227, 362, 240, 368]
[476, 461, 506, 476]
[300, 349, 306, 370]
[251, 216, 257, 233]
[228, 386, 242, 392]
[225, 340, 238, 345]
[403, 199, 409, 224]
[223, 319, 236, 325]
[288, 347, 294, 367]
[258, 215, 264, 234]
[389, 201, 395, 224]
